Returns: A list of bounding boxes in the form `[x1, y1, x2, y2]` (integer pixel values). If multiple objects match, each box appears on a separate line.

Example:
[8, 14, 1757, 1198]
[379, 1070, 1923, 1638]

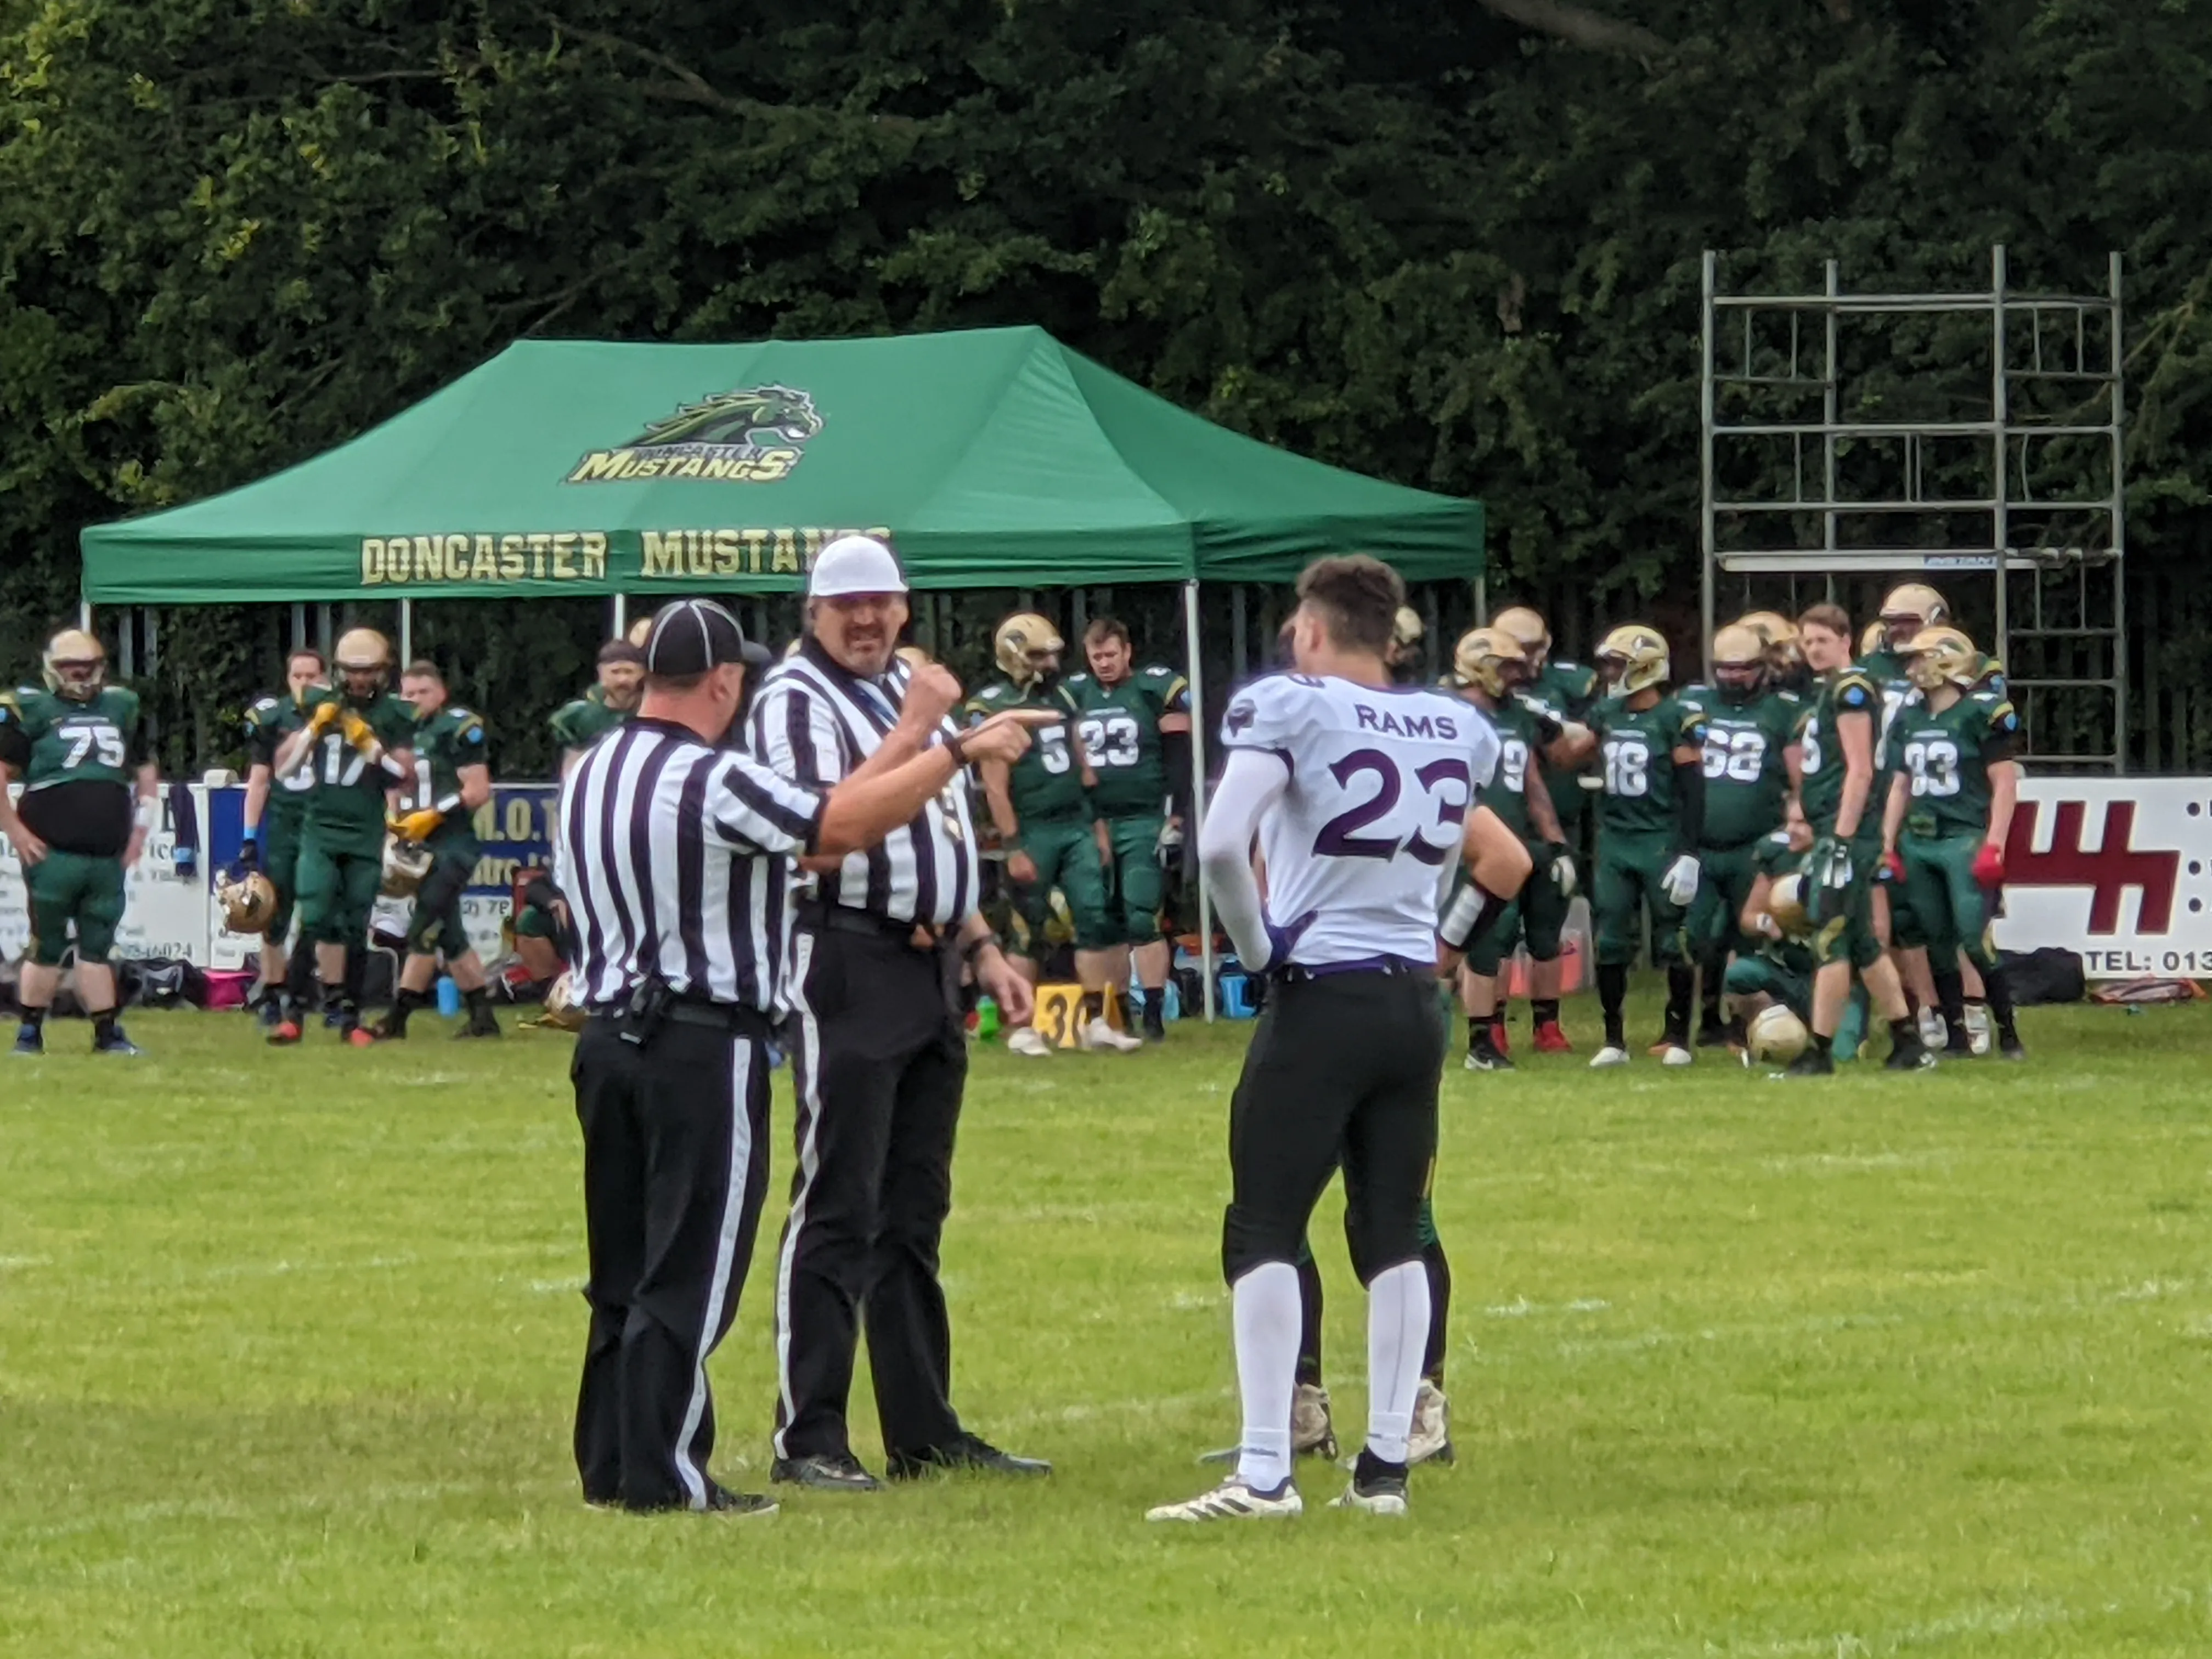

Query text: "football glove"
[340, 709, 380, 753]
[388, 809, 445, 843]
[1972, 840, 2005, 887]
[305, 701, 341, 736]
[1880, 849, 1906, 885]
[1155, 817, 1185, 870]
[236, 831, 259, 871]
[1804, 835, 1855, 926]
[1547, 842, 1578, 897]
[1661, 853, 1701, 907]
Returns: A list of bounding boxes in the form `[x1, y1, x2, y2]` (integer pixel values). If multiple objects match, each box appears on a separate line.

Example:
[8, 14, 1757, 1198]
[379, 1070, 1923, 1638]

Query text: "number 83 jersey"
[1220, 673, 1499, 967]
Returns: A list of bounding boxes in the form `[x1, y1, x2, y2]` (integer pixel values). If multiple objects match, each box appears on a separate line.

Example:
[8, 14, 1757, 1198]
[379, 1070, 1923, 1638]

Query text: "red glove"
[1972, 840, 2005, 887]
[1881, 849, 1906, 885]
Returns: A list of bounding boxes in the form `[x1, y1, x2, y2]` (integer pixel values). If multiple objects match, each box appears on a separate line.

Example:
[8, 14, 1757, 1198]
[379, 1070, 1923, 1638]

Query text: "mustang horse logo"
[567, 385, 823, 484]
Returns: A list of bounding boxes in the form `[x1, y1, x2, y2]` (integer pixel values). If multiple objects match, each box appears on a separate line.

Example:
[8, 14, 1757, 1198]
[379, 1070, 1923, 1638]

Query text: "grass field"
[4, 992, 2211, 1657]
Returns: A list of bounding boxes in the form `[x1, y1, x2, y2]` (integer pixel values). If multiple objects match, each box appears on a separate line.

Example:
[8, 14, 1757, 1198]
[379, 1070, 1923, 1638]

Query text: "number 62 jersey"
[1219, 673, 1499, 968]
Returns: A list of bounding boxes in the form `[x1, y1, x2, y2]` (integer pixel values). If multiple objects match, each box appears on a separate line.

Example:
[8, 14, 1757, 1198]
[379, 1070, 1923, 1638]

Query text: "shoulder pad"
[1774, 689, 1802, 704]
[1064, 673, 1092, 690]
[249, 696, 279, 716]
[1681, 682, 1713, 699]
[1551, 659, 1583, 673]
[1968, 689, 2000, 705]
[1836, 674, 1875, 709]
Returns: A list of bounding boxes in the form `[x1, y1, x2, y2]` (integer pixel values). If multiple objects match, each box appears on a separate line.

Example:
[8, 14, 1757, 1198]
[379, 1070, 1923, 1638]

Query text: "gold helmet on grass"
[994, 613, 1063, 687]
[1596, 624, 1670, 696]
[43, 629, 106, 703]
[1747, 1003, 1812, 1066]
[1904, 626, 1980, 692]
[1451, 627, 1530, 699]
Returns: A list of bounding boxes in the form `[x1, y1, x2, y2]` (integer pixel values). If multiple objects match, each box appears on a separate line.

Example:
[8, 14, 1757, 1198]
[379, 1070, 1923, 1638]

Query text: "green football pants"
[1464, 839, 1569, 977]
[261, 810, 304, 944]
[295, 827, 383, 948]
[1012, 816, 1114, 953]
[1689, 842, 1760, 963]
[25, 848, 126, 966]
[1593, 835, 1690, 968]
[1899, 832, 1999, 972]
[1099, 812, 1166, 946]
[404, 833, 479, 959]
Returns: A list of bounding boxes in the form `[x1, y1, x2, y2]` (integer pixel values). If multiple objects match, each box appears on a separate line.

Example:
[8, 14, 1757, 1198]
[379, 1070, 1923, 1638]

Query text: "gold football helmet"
[1451, 627, 1530, 699]
[1860, 620, 1887, 658]
[380, 834, 434, 899]
[1711, 622, 1768, 701]
[1491, 606, 1551, 659]
[217, 870, 278, 935]
[627, 617, 654, 647]
[1880, 583, 1948, 650]
[895, 644, 934, 670]
[1747, 1003, 1812, 1066]
[42, 629, 106, 703]
[1765, 872, 1810, 938]
[1391, 606, 1424, 649]
[993, 612, 1063, 686]
[541, 972, 586, 1032]
[335, 628, 392, 698]
[1595, 624, 1670, 696]
[1903, 625, 1979, 691]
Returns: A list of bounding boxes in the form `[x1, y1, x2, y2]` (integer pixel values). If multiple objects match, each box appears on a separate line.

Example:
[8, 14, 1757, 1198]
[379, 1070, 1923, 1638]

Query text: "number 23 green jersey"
[1063, 665, 1189, 819]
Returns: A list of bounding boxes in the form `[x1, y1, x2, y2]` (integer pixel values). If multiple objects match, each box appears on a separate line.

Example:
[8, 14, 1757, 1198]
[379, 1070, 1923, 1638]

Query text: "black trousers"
[1221, 969, 1445, 1286]
[772, 925, 967, 1463]
[571, 1014, 772, 1510]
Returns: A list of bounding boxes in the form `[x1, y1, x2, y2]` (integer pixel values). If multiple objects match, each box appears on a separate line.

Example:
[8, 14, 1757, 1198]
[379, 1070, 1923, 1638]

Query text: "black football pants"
[572, 1015, 772, 1510]
[772, 926, 968, 1463]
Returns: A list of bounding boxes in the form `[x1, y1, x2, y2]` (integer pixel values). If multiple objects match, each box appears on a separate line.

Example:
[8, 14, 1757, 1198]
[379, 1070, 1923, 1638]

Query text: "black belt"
[588, 1000, 773, 1042]
[801, 904, 949, 950]
[1270, 954, 1431, 984]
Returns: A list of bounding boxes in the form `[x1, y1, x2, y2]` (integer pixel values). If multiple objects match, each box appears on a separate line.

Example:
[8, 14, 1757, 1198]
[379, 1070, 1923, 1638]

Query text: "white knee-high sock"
[1231, 1260, 1301, 1492]
[1365, 1259, 1430, 1465]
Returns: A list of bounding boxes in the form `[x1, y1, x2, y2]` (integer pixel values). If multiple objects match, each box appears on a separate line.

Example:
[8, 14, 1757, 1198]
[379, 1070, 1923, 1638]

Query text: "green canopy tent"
[80, 325, 1484, 1012]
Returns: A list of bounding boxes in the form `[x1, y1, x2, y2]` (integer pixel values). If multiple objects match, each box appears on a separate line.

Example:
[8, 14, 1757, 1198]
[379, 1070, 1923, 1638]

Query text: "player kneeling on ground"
[0, 630, 156, 1057]
[1148, 555, 1527, 1525]
[1882, 627, 2025, 1060]
[371, 662, 499, 1041]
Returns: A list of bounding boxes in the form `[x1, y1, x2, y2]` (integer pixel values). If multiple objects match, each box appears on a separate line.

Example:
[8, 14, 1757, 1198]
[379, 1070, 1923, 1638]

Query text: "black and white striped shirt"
[748, 639, 979, 927]
[555, 718, 824, 1013]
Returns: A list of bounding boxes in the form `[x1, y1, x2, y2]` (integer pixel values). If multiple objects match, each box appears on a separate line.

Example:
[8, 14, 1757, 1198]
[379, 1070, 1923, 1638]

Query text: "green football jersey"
[1532, 658, 1599, 825]
[1065, 664, 1189, 818]
[0, 684, 146, 856]
[966, 678, 1088, 823]
[1679, 684, 1801, 848]
[411, 704, 490, 819]
[1590, 693, 1706, 839]
[296, 685, 417, 837]
[1795, 665, 1880, 834]
[1858, 646, 1912, 764]
[549, 687, 628, 752]
[1893, 686, 2019, 840]
[1475, 692, 1565, 842]
[244, 690, 316, 824]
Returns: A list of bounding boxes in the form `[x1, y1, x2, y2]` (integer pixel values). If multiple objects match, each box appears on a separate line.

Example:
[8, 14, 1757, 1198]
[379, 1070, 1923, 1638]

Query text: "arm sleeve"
[749, 678, 847, 788]
[1161, 727, 1193, 817]
[1674, 759, 1705, 848]
[706, 752, 826, 857]
[1198, 747, 1293, 968]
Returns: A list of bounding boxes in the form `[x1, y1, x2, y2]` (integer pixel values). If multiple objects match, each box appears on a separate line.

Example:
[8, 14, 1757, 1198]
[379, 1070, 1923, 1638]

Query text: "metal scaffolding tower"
[1700, 246, 2127, 772]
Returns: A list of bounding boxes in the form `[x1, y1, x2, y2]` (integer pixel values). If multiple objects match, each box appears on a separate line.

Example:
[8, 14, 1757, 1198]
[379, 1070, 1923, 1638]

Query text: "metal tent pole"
[1700, 251, 1719, 681]
[398, 598, 413, 665]
[1183, 579, 1216, 1020]
[612, 595, 628, 640]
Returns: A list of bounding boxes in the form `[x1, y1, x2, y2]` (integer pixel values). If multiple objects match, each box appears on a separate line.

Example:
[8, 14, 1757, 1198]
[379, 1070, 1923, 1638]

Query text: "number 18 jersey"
[1220, 673, 1499, 969]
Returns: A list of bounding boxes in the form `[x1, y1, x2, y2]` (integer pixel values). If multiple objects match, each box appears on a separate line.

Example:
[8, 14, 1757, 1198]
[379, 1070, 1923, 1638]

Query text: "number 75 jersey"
[0, 685, 143, 792]
[1220, 673, 1499, 968]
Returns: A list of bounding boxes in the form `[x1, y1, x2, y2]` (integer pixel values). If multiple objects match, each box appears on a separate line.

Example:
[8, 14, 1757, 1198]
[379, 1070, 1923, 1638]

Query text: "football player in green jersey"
[1786, 605, 1933, 1075]
[1068, 617, 1193, 1042]
[1739, 611, 1814, 697]
[372, 662, 499, 1041]
[1730, 808, 1875, 1059]
[1882, 627, 2027, 1059]
[1587, 624, 1708, 1068]
[1490, 606, 1598, 1052]
[968, 612, 1138, 1057]
[273, 628, 417, 1044]
[240, 646, 328, 1031]
[1679, 623, 1803, 1047]
[0, 629, 157, 1056]
[550, 640, 644, 776]
[1448, 626, 1592, 1070]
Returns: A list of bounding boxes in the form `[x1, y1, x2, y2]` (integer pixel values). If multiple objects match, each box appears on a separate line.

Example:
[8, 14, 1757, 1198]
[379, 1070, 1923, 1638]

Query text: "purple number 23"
[1313, 749, 1471, 865]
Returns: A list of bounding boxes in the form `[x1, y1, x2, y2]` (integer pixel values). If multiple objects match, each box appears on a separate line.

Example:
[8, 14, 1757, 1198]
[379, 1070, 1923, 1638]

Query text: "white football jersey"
[1220, 672, 1499, 968]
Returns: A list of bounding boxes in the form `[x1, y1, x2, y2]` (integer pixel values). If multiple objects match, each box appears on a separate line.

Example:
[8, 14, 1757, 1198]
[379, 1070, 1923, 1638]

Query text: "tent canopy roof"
[80, 326, 1482, 603]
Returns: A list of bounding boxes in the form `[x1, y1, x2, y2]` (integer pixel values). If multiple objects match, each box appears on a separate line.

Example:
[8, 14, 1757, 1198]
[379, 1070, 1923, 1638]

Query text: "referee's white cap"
[644, 598, 771, 675]
[810, 534, 908, 599]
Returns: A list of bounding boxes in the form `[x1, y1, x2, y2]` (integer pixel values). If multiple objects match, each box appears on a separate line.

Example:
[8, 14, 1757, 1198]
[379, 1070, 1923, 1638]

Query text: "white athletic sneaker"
[1146, 1476, 1303, 1522]
[1006, 1027, 1054, 1058]
[1589, 1045, 1630, 1068]
[1291, 1383, 1338, 1458]
[1965, 1004, 1993, 1056]
[1917, 1008, 1947, 1048]
[1079, 1016, 1144, 1054]
[1660, 1044, 1694, 1067]
[1407, 1379, 1453, 1467]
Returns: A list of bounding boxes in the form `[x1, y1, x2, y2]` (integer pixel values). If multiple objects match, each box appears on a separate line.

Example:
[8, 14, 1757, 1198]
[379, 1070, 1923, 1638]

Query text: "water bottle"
[975, 996, 1001, 1040]
[436, 976, 461, 1018]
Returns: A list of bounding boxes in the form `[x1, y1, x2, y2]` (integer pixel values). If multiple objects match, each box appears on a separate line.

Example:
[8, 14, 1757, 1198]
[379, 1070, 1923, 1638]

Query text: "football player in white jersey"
[1148, 556, 1528, 1523]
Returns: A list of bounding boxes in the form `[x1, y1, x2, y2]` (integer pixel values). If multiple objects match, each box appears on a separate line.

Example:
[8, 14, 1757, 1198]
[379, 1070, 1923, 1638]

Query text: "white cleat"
[1407, 1379, 1453, 1468]
[1079, 1016, 1144, 1054]
[1660, 1044, 1694, 1067]
[1965, 1004, 1994, 1056]
[1917, 1008, 1947, 1048]
[1147, 1476, 1303, 1523]
[1589, 1045, 1630, 1068]
[1329, 1473, 1410, 1516]
[1006, 1027, 1054, 1058]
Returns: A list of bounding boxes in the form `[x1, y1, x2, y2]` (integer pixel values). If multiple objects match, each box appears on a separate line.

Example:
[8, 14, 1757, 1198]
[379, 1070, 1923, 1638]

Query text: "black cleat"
[12, 1025, 43, 1057]
[455, 1008, 502, 1039]
[1782, 1046, 1835, 1078]
[1142, 1002, 1167, 1043]
[1884, 1036, 1938, 1071]
[93, 1026, 143, 1056]
[1997, 1030, 2027, 1062]
[887, 1432, 1050, 1480]
[1463, 1043, 1515, 1072]
[1944, 1026, 1975, 1057]
[769, 1453, 883, 1493]
[702, 1484, 779, 1517]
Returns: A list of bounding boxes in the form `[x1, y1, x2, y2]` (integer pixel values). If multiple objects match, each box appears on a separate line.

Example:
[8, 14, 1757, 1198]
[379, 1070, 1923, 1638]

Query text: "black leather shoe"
[769, 1453, 883, 1492]
[704, 1483, 779, 1516]
[888, 1432, 1051, 1480]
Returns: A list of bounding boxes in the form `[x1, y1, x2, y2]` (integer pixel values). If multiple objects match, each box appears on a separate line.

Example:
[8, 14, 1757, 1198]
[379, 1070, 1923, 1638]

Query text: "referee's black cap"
[644, 599, 772, 676]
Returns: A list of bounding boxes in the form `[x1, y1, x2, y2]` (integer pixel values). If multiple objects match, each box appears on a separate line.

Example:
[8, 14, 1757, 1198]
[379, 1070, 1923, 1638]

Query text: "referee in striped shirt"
[752, 535, 1052, 1492]
[556, 597, 1041, 1515]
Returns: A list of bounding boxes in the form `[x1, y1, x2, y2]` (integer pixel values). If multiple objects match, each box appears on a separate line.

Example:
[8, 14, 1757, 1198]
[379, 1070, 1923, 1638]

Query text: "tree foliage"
[4, 0, 2209, 770]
